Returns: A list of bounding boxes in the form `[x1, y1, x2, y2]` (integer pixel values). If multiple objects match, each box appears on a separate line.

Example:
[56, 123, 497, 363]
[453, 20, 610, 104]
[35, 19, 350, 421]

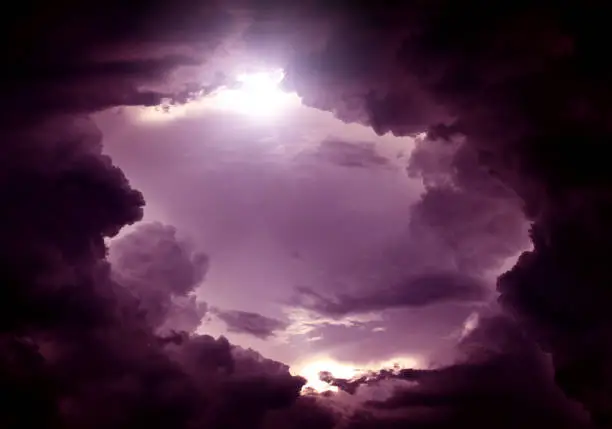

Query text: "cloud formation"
[4, 0, 612, 427]
[292, 273, 487, 318]
[282, 307, 382, 341]
[407, 138, 530, 276]
[277, 1, 612, 423]
[213, 309, 289, 340]
[0, 4, 306, 427]
[286, 135, 528, 326]
[317, 316, 588, 429]
[109, 222, 209, 333]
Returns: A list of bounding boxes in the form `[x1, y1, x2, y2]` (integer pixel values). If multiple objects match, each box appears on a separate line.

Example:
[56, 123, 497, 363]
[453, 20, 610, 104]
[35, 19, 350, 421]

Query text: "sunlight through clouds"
[136, 69, 301, 123]
[293, 354, 422, 393]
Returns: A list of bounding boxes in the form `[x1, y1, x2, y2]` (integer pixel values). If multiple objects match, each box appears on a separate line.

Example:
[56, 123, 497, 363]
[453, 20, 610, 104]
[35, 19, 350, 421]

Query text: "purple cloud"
[213, 309, 289, 340]
[292, 272, 488, 318]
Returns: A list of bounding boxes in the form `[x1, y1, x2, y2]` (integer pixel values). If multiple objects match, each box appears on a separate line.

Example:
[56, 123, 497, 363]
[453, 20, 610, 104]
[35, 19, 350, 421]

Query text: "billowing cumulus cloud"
[276, 1, 612, 423]
[315, 316, 588, 428]
[0, 3, 307, 427]
[109, 222, 209, 333]
[3, 1, 238, 127]
[407, 138, 530, 276]
[263, 395, 338, 429]
[213, 309, 289, 340]
[4, 0, 612, 427]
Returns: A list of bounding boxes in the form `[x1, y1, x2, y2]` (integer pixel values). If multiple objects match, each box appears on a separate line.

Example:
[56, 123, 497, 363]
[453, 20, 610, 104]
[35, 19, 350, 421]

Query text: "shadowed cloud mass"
[109, 222, 209, 333]
[2, 0, 612, 427]
[1, 3, 306, 428]
[317, 316, 587, 428]
[279, 1, 612, 424]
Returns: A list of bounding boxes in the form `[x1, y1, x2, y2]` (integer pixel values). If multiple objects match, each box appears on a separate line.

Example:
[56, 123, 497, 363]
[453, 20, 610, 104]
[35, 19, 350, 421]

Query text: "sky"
[2, 1, 611, 428]
[95, 78, 498, 373]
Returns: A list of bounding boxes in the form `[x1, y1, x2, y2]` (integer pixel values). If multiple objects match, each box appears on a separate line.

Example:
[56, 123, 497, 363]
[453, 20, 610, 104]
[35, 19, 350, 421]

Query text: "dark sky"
[2, 1, 611, 428]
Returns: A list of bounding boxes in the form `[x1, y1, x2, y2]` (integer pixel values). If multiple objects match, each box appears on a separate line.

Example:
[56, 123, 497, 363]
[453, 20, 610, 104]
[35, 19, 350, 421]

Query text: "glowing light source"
[135, 69, 298, 123]
[298, 358, 358, 393]
[294, 355, 422, 394]
[212, 69, 297, 118]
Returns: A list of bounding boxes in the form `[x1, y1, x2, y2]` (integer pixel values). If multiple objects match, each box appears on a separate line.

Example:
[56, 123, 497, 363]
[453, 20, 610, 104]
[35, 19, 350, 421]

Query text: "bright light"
[294, 355, 422, 394]
[135, 69, 299, 123]
[298, 359, 358, 393]
[211, 69, 296, 118]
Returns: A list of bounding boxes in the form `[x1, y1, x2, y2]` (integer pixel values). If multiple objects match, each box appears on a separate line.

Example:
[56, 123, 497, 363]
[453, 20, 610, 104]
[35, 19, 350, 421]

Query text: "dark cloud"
[407, 137, 530, 275]
[292, 272, 487, 318]
[263, 395, 338, 429]
[408, 186, 529, 275]
[278, 1, 612, 423]
[2, 0, 238, 127]
[232, 346, 292, 376]
[213, 309, 289, 340]
[318, 316, 588, 429]
[158, 335, 305, 428]
[5, 0, 612, 427]
[0, 3, 305, 427]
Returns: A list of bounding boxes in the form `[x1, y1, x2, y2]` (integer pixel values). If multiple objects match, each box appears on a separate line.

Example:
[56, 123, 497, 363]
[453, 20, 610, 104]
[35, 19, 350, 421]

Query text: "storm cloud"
[3, 0, 612, 427]
[318, 316, 588, 429]
[277, 0, 612, 423]
[0, 3, 306, 428]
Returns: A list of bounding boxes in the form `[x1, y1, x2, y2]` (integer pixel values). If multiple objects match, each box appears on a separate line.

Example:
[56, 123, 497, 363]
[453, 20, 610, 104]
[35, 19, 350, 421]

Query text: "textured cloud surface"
[3, 0, 612, 427]
[1, 4, 306, 428]
[109, 222, 209, 333]
[276, 1, 612, 424]
[318, 317, 587, 428]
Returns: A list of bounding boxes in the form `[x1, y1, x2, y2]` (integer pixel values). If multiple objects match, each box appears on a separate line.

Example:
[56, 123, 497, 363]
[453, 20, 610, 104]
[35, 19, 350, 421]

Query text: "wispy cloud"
[279, 307, 383, 342]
